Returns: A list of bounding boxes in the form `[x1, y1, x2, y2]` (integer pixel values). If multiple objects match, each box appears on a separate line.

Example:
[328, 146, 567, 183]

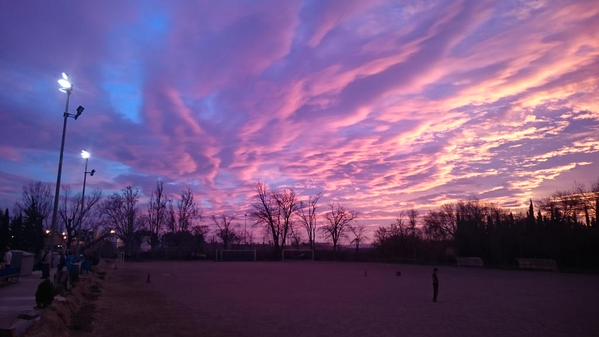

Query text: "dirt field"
[82, 261, 599, 337]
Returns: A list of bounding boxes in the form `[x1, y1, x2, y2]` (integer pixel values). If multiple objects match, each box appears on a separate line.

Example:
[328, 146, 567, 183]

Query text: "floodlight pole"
[80, 155, 89, 215]
[51, 89, 71, 233]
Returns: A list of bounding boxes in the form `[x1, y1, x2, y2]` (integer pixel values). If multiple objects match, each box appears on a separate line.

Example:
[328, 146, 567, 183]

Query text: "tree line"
[374, 180, 599, 269]
[2, 179, 598, 269]
[0, 181, 365, 259]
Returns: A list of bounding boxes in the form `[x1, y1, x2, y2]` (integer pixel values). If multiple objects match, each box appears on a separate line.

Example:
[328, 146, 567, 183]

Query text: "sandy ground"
[82, 261, 599, 337]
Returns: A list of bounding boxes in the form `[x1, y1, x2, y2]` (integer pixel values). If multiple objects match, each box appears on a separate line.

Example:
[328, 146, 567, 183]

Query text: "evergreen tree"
[527, 199, 535, 228]
[0, 209, 10, 249]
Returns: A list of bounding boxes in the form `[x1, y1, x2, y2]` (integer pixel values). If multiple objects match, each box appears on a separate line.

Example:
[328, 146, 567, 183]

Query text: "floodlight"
[57, 73, 72, 93]
[90, 169, 96, 176]
[74, 105, 84, 119]
[81, 150, 90, 159]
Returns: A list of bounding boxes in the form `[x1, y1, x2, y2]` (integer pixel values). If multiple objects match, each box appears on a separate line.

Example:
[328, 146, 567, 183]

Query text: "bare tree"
[191, 223, 209, 238]
[553, 190, 580, 224]
[407, 209, 419, 237]
[274, 187, 299, 248]
[423, 204, 456, 240]
[12, 182, 53, 254]
[58, 186, 102, 249]
[101, 186, 140, 255]
[252, 183, 278, 249]
[212, 214, 239, 249]
[592, 179, 599, 227]
[166, 200, 177, 232]
[177, 187, 201, 232]
[322, 203, 357, 252]
[288, 224, 302, 248]
[572, 182, 594, 227]
[296, 193, 321, 250]
[147, 181, 168, 237]
[375, 214, 407, 244]
[251, 183, 298, 254]
[17, 181, 52, 229]
[349, 223, 368, 252]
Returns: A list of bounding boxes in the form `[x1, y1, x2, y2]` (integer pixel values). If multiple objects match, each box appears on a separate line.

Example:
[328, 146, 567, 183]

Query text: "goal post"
[281, 249, 315, 262]
[215, 249, 257, 262]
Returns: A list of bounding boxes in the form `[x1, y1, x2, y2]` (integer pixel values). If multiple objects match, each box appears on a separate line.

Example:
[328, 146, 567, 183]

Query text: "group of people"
[35, 248, 97, 308]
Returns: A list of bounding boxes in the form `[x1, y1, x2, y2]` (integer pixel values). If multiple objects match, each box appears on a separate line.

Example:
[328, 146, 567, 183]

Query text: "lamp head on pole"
[57, 72, 72, 93]
[81, 150, 90, 159]
[74, 105, 84, 119]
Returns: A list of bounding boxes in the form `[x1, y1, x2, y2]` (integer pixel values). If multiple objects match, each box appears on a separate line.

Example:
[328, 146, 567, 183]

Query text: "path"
[0, 271, 43, 336]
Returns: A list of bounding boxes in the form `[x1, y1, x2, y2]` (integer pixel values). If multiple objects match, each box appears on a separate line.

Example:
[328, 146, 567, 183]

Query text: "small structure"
[517, 258, 558, 271]
[456, 256, 484, 267]
[11, 250, 34, 276]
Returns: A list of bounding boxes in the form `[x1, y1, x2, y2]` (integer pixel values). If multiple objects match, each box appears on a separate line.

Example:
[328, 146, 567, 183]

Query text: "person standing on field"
[432, 268, 439, 302]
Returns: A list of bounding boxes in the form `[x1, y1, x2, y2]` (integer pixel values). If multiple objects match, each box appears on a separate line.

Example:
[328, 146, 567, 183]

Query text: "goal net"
[216, 249, 257, 262]
[281, 249, 315, 261]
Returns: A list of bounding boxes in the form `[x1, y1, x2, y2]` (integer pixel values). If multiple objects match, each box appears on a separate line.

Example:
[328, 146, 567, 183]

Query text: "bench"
[456, 256, 484, 267]
[517, 258, 558, 271]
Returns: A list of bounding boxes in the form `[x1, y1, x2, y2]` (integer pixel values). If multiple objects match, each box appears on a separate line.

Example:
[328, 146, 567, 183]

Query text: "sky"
[0, 0, 598, 229]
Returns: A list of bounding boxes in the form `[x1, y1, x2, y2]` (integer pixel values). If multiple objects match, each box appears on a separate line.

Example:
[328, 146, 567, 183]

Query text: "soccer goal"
[281, 249, 315, 262]
[215, 249, 257, 262]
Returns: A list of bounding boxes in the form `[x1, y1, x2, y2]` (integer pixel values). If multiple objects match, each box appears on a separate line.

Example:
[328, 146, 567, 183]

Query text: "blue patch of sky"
[101, 5, 171, 124]
[0, 158, 55, 183]
[102, 65, 144, 124]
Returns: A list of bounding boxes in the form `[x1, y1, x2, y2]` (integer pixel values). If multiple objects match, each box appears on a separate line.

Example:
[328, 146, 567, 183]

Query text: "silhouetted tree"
[177, 187, 200, 232]
[407, 209, 419, 237]
[212, 214, 238, 249]
[166, 200, 177, 233]
[17, 182, 52, 229]
[288, 224, 302, 248]
[423, 204, 456, 241]
[322, 203, 357, 252]
[349, 223, 367, 252]
[147, 181, 168, 238]
[12, 182, 53, 254]
[296, 193, 321, 251]
[527, 199, 535, 228]
[374, 213, 426, 260]
[251, 183, 298, 255]
[0, 209, 10, 250]
[593, 180, 599, 227]
[101, 186, 140, 256]
[58, 187, 102, 249]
